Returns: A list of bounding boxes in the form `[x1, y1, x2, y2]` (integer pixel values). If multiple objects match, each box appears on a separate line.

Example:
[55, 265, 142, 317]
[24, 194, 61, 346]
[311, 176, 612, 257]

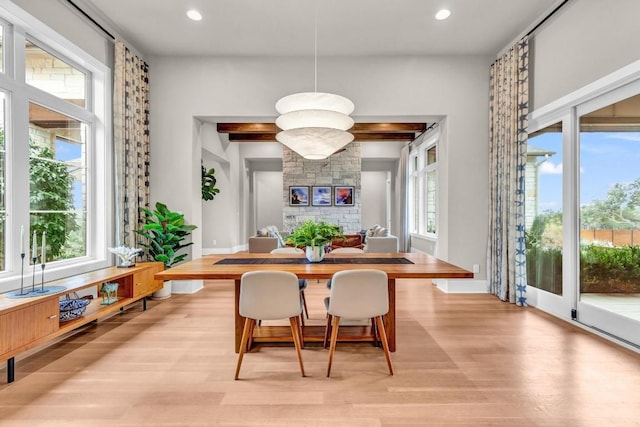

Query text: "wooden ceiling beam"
[219, 122, 428, 143]
[217, 123, 277, 134]
[351, 122, 427, 133]
[353, 132, 417, 141]
[228, 133, 278, 142]
[218, 122, 427, 134]
[228, 132, 417, 142]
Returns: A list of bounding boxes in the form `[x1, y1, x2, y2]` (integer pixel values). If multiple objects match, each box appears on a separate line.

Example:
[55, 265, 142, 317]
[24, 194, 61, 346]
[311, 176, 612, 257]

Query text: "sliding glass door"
[576, 92, 640, 345]
[529, 76, 640, 347]
[526, 121, 564, 298]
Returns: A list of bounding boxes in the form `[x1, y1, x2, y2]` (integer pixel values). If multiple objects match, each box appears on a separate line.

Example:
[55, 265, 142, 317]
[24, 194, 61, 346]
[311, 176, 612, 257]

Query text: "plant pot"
[152, 280, 172, 300]
[306, 246, 325, 262]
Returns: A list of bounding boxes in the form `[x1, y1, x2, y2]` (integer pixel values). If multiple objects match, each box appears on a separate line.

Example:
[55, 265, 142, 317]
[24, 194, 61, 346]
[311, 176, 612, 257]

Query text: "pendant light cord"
[314, 1, 318, 93]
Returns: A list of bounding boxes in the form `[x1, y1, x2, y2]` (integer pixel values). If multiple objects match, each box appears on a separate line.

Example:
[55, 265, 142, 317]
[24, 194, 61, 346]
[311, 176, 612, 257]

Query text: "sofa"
[248, 225, 288, 253]
[330, 234, 364, 251]
[363, 224, 399, 253]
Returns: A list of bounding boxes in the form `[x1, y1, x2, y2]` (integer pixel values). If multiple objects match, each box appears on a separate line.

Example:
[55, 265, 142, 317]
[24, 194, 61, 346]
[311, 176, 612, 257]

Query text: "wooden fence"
[580, 229, 640, 246]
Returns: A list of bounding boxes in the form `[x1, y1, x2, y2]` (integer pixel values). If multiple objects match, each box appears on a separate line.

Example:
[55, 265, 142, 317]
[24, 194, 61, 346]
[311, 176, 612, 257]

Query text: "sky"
[55, 139, 84, 210]
[530, 131, 640, 212]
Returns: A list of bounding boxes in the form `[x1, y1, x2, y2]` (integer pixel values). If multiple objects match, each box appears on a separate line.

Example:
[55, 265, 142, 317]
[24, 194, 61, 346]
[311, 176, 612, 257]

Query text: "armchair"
[364, 236, 399, 253]
[248, 225, 288, 253]
[363, 224, 399, 253]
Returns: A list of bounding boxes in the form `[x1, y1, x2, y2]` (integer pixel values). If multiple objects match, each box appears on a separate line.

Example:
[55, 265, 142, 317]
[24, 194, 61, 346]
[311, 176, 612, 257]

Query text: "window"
[0, 92, 5, 271]
[25, 41, 86, 108]
[29, 103, 87, 261]
[0, 22, 4, 73]
[526, 122, 563, 295]
[0, 6, 110, 292]
[409, 132, 439, 237]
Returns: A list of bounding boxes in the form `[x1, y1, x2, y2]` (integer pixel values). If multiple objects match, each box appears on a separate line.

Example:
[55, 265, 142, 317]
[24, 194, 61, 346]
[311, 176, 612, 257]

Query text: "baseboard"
[432, 279, 488, 293]
[202, 247, 228, 254]
[171, 279, 204, 294]
[202, 244, 246, 255]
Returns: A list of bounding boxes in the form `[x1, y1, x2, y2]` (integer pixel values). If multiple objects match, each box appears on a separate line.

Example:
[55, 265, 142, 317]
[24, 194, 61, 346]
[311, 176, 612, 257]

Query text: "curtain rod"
[526, 0, 570, 36]
[66, 0, 115, 41]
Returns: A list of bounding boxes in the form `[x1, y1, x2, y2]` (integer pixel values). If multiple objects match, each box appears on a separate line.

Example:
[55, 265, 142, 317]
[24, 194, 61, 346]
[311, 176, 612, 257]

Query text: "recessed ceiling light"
[435, 9, 451, 20]
[186, 9, 203, 21]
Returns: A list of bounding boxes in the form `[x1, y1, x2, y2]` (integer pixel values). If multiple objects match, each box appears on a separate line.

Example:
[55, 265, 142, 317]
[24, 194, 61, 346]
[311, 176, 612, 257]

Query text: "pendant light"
[275, 3, 355, 160]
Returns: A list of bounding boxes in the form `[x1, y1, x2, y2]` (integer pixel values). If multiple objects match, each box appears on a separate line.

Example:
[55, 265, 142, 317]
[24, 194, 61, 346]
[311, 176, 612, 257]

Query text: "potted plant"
[201, 163, 220, 201]
[286, 220, 343, 262]
[135, 202, 197, 299]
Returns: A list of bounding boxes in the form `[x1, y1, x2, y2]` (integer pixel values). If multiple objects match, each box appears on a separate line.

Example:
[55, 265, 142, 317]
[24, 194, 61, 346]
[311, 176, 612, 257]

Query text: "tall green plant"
[135, 202, 197, 267]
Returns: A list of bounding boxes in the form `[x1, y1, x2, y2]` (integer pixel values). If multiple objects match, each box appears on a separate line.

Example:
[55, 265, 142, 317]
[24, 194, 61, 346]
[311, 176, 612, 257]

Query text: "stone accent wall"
[283, 143, 361, 233]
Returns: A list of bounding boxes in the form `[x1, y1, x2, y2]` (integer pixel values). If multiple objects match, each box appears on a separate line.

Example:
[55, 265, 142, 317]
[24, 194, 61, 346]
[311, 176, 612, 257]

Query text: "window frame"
[409, 130, 439, 239]
[0, 4, 112, 293]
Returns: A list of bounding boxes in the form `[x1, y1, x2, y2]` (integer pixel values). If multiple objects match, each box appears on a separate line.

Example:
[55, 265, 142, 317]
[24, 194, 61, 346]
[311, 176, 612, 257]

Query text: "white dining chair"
[329, 247, 365, 254]
[270, 247, 304, 254]
[235, 270, 306, 380]
[270, 247, 309, 321]
[324, 269, 393, 377]
[325, 247, 365, 289]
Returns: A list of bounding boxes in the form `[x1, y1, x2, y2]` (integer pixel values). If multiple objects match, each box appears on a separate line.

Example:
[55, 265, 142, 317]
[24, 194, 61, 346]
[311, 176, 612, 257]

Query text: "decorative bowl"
[59, 298, 91, 322]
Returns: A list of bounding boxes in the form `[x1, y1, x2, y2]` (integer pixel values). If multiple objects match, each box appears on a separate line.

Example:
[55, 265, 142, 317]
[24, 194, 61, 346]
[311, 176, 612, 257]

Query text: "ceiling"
[78, 0, 560, 58]
[76, 0, 560, 144]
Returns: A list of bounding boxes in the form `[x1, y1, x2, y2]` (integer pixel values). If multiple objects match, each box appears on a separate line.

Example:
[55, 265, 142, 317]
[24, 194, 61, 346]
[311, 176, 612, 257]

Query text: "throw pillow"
[272, 230, 286, 248]
[375, 227, 389, 237]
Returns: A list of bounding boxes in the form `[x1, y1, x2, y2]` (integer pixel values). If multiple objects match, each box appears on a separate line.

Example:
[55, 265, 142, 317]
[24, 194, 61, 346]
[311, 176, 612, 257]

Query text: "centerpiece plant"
[286, 220, 343, 262]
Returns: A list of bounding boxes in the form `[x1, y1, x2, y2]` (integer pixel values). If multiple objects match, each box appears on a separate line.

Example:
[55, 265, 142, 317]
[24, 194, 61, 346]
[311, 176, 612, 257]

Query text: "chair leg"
[298, 313, 305, 349]
[370, 317, 378, 345]
[323, 313, 332, 349]
[326, 315, 341, 377]
[301, 290, 309, 319]
[374, 316, 394, 375]
[235, 317, 254, 380]
[247, 317, 257, 351]
[289, 316, 306, 377]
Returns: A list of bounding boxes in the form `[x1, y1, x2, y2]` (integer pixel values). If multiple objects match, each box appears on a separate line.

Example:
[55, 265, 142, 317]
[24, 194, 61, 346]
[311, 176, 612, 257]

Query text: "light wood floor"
[2, 279, 640, 426]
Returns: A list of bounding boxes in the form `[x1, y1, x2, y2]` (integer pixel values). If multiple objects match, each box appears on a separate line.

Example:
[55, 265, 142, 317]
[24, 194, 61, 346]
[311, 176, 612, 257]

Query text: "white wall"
[201, 155, 232, 250]
[8, 0, 112, 66]
[532, 0, 640, 110]
[149, 55, 492, 276]
[255, 171, 283, 231]
[361, 171, 388, 231]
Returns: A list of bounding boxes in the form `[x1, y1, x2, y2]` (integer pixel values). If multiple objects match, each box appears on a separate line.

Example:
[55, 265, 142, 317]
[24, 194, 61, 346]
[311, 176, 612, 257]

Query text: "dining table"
[155, 252, 474, 352]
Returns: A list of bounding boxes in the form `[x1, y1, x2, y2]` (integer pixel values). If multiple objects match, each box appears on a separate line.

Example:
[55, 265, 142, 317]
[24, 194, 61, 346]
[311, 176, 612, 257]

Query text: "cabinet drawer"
[132, 266, 163, 297]
[0, 299, 59, 356]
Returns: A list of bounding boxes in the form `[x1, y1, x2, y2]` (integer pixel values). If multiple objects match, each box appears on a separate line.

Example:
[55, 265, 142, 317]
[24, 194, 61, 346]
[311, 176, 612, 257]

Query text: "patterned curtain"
[487, 37, 529, 305]
[113, 41, 150, 248]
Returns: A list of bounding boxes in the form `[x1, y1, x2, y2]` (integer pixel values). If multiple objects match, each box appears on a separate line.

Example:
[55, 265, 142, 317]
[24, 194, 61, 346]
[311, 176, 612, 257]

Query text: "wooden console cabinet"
[0, 262, 164, 383]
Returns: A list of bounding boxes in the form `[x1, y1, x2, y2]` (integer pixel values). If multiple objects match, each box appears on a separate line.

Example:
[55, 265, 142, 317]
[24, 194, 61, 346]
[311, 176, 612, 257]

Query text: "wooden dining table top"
[155, 252, 474, 281]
